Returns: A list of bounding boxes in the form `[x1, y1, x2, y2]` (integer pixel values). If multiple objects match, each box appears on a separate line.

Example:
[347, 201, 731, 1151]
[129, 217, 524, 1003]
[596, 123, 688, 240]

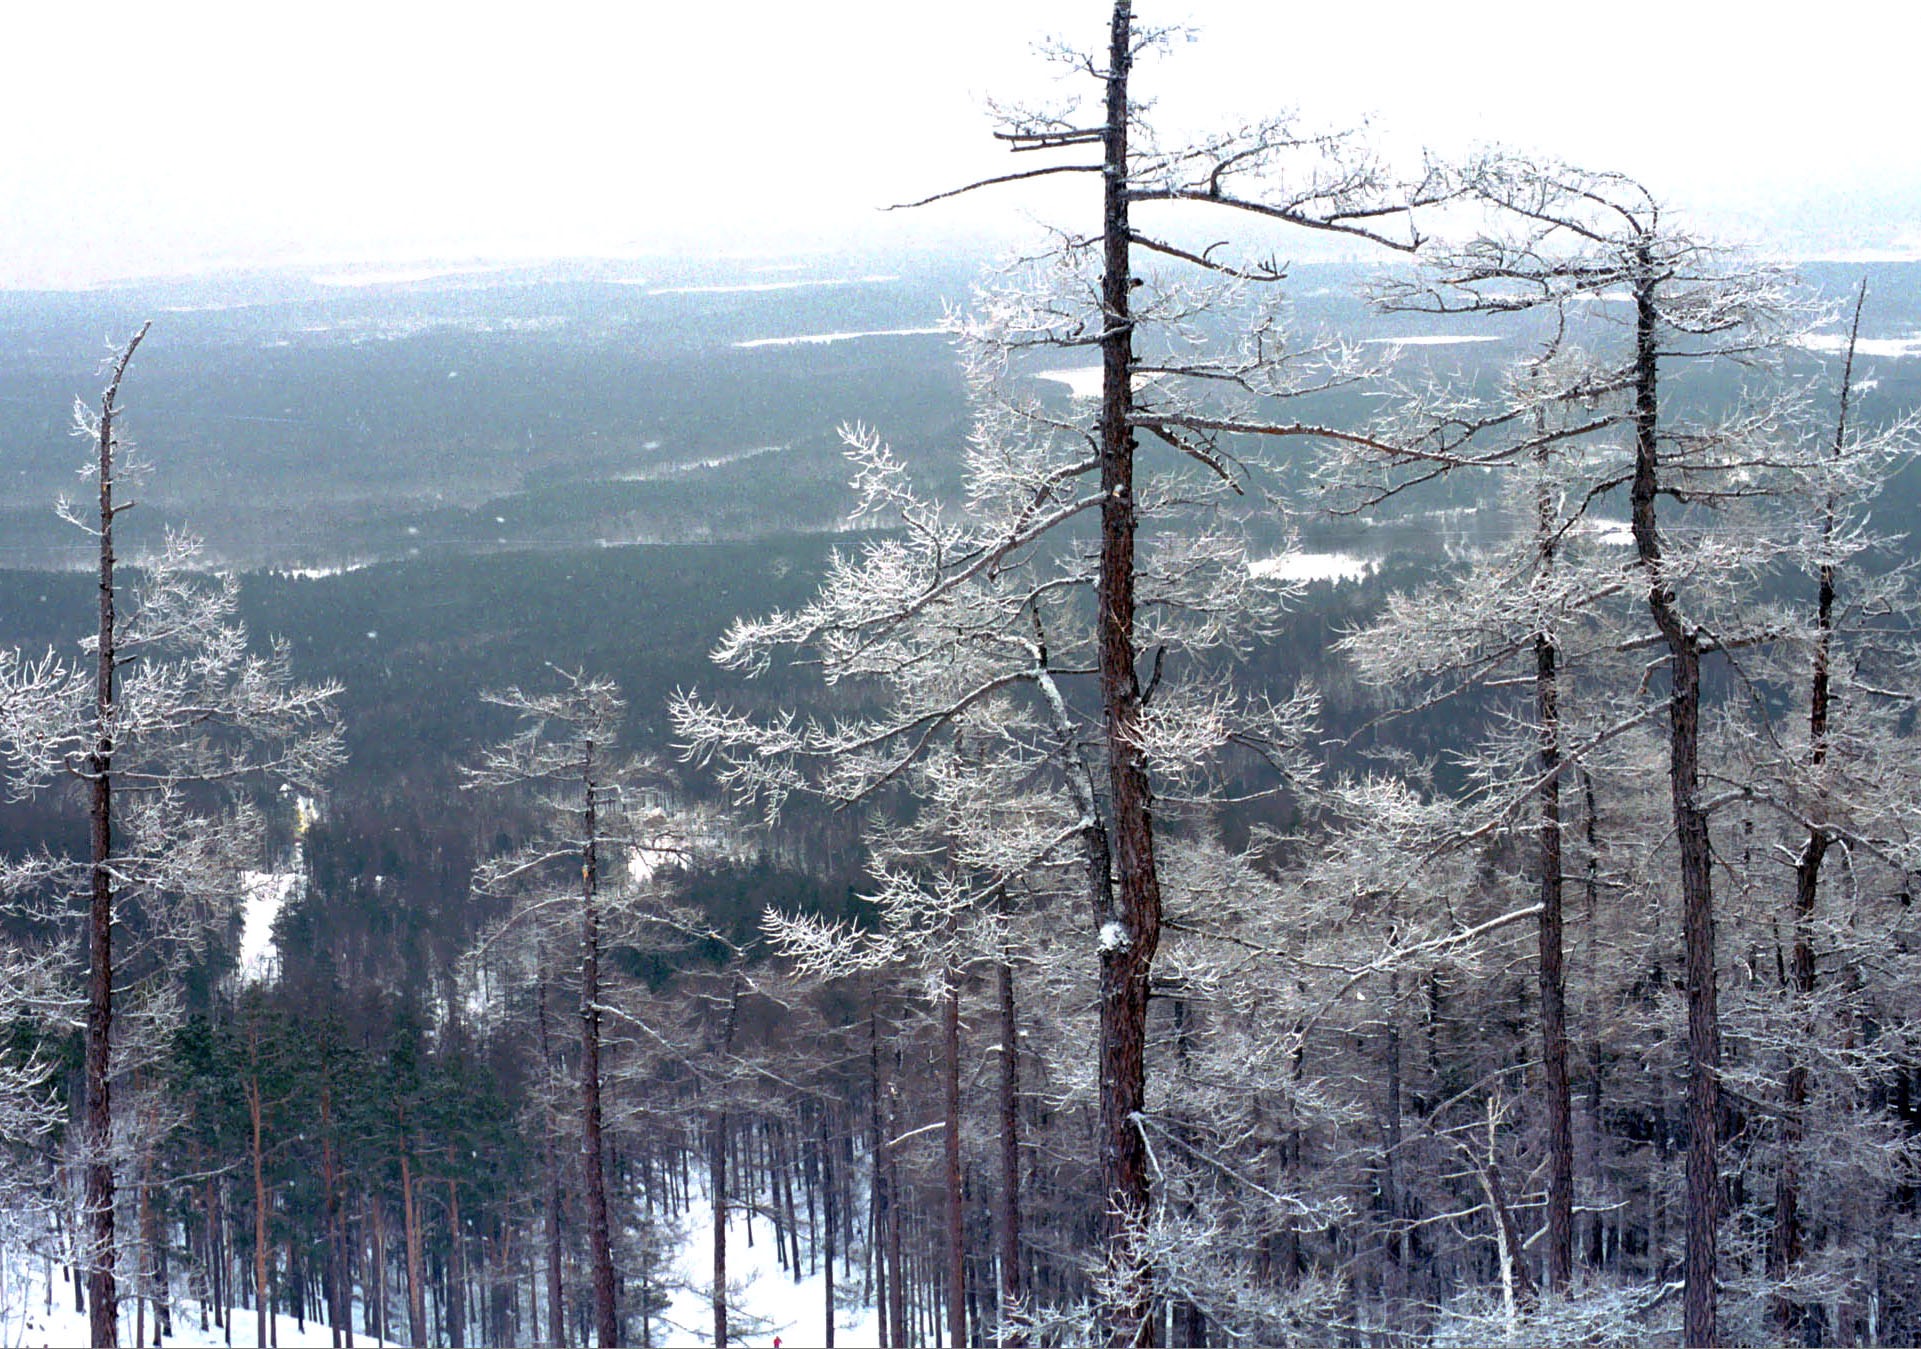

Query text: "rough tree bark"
[1093, 7, 1162, 1342]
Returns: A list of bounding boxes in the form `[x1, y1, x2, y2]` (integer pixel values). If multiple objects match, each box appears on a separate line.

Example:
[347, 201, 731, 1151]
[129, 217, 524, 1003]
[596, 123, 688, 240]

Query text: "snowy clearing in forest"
[1575, 517, 1636, 546]
[1248, 550, 1378, 584]
[642, 276, 900, 296]
[1030, 366, 1167, 401]
[734, 326, 947, 349]
[0, 1245, 391, 1349]
[656, 1195, 883, 1348]
[1797, 331, 1921, 359]
[237, 869, 297, 983]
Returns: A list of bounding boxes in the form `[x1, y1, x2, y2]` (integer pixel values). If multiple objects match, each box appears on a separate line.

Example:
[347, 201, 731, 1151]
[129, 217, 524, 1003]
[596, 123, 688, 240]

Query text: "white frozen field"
[1248, 551, 1378, 584]
[734, 326, 948, 349]
[1031, 366, 1168, 401]
[656, 1194, 884, 1348]
[641, 275, 901, 297]
[1797, 332, 1921, 359]
[0, 1247, 391, 1348]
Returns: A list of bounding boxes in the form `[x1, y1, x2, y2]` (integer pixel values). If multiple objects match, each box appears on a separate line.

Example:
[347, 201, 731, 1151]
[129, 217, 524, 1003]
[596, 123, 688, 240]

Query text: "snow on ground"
[734, 326, 947, 349]
[640, 276, 900, 297]
[268, 561, 378, 581]
[1360, 334, 1505, 348]
[1797, 331, 1921, 359]
[654, 1197, 883, 1349]
[236, 797, 317, 985]
[1030, 366, 1167, 401]
[310, 264, 509, 288]
[0, 1246, 390, 1348]
[1248, 550, 1378, 584]
[1574, 517, 1636, 546]
[236, 868, 298, 983]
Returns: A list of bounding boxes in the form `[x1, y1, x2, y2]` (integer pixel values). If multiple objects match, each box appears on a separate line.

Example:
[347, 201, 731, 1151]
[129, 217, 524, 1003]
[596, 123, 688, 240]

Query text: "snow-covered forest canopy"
[3, 4, 1921, 1347]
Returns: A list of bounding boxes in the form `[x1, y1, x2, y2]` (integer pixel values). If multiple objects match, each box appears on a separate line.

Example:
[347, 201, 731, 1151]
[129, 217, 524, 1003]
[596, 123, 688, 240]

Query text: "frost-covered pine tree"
[0, 327, 341, 1348]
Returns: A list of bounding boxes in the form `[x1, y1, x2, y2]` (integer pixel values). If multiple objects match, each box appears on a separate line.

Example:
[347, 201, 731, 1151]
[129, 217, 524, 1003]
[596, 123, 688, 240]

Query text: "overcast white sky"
[3, 1, 1915, 287]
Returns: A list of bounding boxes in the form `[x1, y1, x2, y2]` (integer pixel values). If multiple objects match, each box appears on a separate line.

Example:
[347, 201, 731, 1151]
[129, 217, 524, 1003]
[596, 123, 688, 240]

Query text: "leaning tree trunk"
[1095, 5, 1162, 1342]
[1628, 249, 1719, 1348]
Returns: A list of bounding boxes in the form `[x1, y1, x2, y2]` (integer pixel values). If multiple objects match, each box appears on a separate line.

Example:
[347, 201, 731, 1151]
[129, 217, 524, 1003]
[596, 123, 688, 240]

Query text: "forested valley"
[4, 5, 1921, 1347]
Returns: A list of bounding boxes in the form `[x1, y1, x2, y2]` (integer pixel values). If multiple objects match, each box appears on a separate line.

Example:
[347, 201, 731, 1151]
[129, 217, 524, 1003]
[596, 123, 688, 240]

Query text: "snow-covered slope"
[654, 1196, 883, 1348]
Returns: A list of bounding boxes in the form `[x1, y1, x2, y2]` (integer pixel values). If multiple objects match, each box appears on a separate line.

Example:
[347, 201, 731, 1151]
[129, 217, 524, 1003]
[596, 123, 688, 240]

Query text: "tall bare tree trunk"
[1534, 448, 1574, 1292]
[1629, 249, 1719, 1349]
[536, 970, 567, 1349]
[996, 958, 1026, 1347]
[578, 736, 620, 1349]
[822, 1117, 838, 1349]
[1772, 279, 1865, 1342]
[942, 971, 966, 1349]
[1095, 6, 1161, 1342]
[84, 323, 148, 1349]
[712, 980, 741, 1349]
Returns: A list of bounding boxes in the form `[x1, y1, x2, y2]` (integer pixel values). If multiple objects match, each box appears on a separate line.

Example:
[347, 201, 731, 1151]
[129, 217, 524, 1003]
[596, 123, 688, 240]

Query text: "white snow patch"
[1797, 332, 1921, 360]
[0, 1242, 391, 1347]
[1249, 551, 1378, 584]
[268, 560, 376, 581]
[657, 1196, 883, 1348]
[734, 325, 947, 349]
[640, 275, 900, 296]
[235, 798, 316, 984]
[1360, 334, 1505, 348]
[1030, 366, 1165, 401]
[1574, 517, 1636, 546]
[237, 870, 297, 983]
[1099, 920, 1129, 952]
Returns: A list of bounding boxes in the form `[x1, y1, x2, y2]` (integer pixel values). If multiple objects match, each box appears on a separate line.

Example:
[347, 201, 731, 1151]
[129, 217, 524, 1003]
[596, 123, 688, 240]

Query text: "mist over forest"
[4, 9, 1921, 1349]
